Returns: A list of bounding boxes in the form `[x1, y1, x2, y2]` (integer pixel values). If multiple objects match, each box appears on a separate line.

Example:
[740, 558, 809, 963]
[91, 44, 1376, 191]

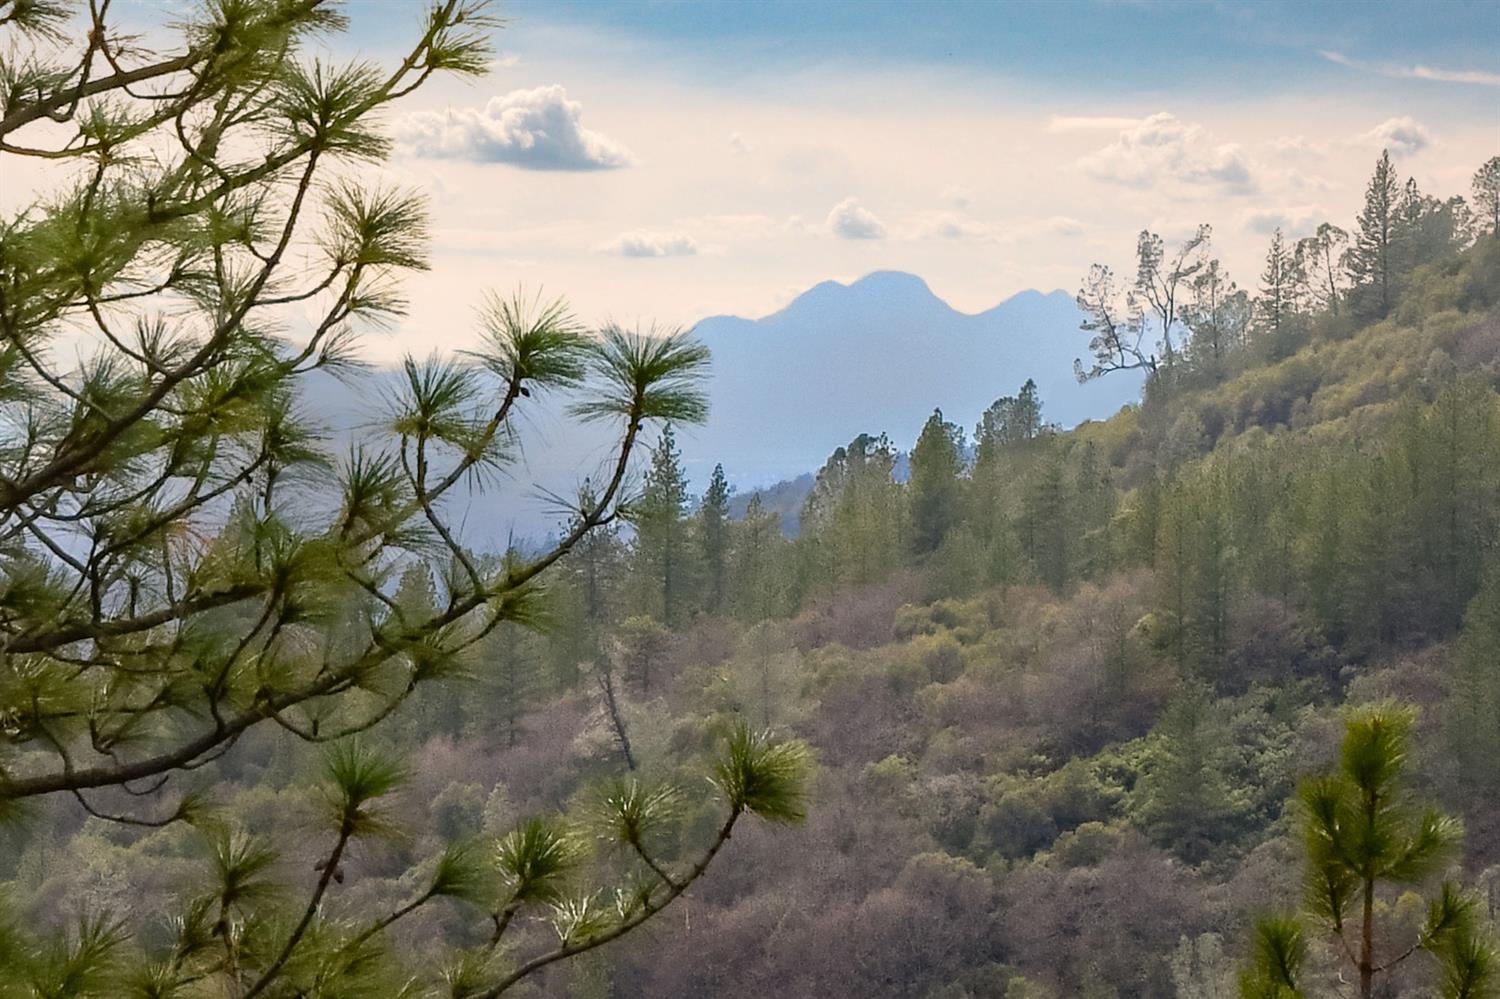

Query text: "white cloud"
[597, 230, 698, 257]
[1362, 116, 1432, 154]
[1078, 112, 1255, 192]
[1043, 216, 1086, 236]
[923, 212, 993, 240]
[1319, 50, 1500, 88]
[1046, 115, 1143, 133]
[826, 198, 886, 239]
[397, 85, 632, 170]
[1270, 135, 1323, 156]
[1240, 205, 1325, 237]
[728, 131, 752, 155]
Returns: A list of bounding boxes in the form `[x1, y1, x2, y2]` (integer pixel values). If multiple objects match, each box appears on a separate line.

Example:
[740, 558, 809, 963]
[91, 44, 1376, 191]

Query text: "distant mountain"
[679, 270, 1141, 490]
[303, 272, 1141, 544]
[726, 472, 815, 536]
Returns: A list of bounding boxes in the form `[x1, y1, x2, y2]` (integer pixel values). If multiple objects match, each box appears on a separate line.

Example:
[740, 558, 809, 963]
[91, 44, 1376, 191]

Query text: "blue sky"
[492, 0, 1500, 97]
[76, 0, 1497, 347]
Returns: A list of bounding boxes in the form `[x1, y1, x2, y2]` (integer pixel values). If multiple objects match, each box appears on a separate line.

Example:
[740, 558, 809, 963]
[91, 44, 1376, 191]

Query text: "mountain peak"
[848, 270, 937, 297]
[765, 269, 950, 326]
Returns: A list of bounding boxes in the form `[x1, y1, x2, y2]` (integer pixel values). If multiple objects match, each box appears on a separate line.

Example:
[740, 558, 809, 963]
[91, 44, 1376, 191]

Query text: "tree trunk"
[1360, 874, 1375, 999]
[597, 668, 636, 771]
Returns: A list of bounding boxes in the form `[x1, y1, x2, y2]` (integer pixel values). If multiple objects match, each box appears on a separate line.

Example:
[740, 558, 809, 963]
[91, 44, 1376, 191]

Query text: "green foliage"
[495, 816, 582, 906]
[1243, 703, 1495, 998]
[909, 408, 966, 554]
[1238, 917, 1306, 999]
[631, 426, 692, 627]
[322, 740, 408, 837]
[570, 326, 711, 427]
[1449, 572, 1500, 794]
[711, 723, 813, 824]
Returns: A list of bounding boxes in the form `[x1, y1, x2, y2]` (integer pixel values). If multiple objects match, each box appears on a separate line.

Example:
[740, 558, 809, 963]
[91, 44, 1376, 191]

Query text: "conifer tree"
[1347, 150, 1402, 319]
[0, 3, 810, 992]
[909, 408, 966, 554]
[1134, 684, 1239, 862]
[1255, 228, 1301, 361]
[1449, 571, 1500, 796]
[731, 494, 784, 621]
[1241, 705, 1495, 999]
[1474, 156, 1500, 236]
[975, 379, 1044, 466]
[632, 424, 692, 626]
[699, 463, 732, 613]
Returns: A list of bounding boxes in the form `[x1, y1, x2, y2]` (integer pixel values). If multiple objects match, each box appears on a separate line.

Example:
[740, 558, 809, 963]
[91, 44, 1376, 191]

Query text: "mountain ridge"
[695, 271, 1073, 328]
[306, 270, 1139, 543]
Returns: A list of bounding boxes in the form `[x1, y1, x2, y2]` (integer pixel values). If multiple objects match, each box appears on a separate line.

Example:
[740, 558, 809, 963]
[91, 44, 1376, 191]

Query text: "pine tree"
[1255, 228, 1301, 361]
[633, 424, 692, 627]
[1240, 705, 1495, 999]
[975, 379, 1044, 466]
[909, 408, 966, 554]
[801, 433, 905, 588]
[731, 495, 785, 621]
[1347, 150, 1402, 319]
[1133, 684, 1239, 863]
[1021, 440, 1070, 591]
[1449, 572, 1500, 795]
[699, 463, 732, 613]
[0, 3, 810, 991]
[563, 478, 626, 664]
[1474, 156, 1500, 236]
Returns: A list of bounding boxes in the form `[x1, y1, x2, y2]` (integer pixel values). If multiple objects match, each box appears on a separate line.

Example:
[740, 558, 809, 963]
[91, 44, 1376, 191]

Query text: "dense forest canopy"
[1, 1, 1499, 998]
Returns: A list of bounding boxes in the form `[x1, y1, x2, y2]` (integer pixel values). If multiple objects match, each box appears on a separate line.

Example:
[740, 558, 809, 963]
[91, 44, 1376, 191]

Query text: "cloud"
[597, 230, 698, 257]
[728, 131, 752, 155]
[922, 212, 993, 241]
[1043, 216, 1086, 237]
[1239, 204, 1325, 237]
[1362, 116, 1431, 153]
[1046, 115, 1143, 133]
[826, 198, 886, 239]
[1077, 112, 1255, 192]
[1318, 50, 1500, 88]
[397, 85, 632, 169]
[1270, 135, 1324, 156]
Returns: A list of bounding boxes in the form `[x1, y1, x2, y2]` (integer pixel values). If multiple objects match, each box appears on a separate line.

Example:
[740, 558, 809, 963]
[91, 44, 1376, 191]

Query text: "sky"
[324, 0, 1500, 359]
[8, 0, 1500, 361]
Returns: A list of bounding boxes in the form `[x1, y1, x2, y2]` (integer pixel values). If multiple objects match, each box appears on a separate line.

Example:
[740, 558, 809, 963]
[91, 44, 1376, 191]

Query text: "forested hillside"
[2, 2, 1499, 996]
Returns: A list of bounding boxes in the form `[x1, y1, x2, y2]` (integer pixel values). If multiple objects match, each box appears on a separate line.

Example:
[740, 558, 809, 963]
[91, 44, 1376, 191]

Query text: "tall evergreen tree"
[1473, 156, 1500, 236]
[1255, 228, 1301, 361]
[731, 495, 785, 621]
[699, 463, 732, 613]
[909, 408, 966, 554]
[1133, 685, 1239, 863]
[1347, 150, 1402, 319]
[1021, 440, 1070, 591]
[633, 424, 692, 627]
